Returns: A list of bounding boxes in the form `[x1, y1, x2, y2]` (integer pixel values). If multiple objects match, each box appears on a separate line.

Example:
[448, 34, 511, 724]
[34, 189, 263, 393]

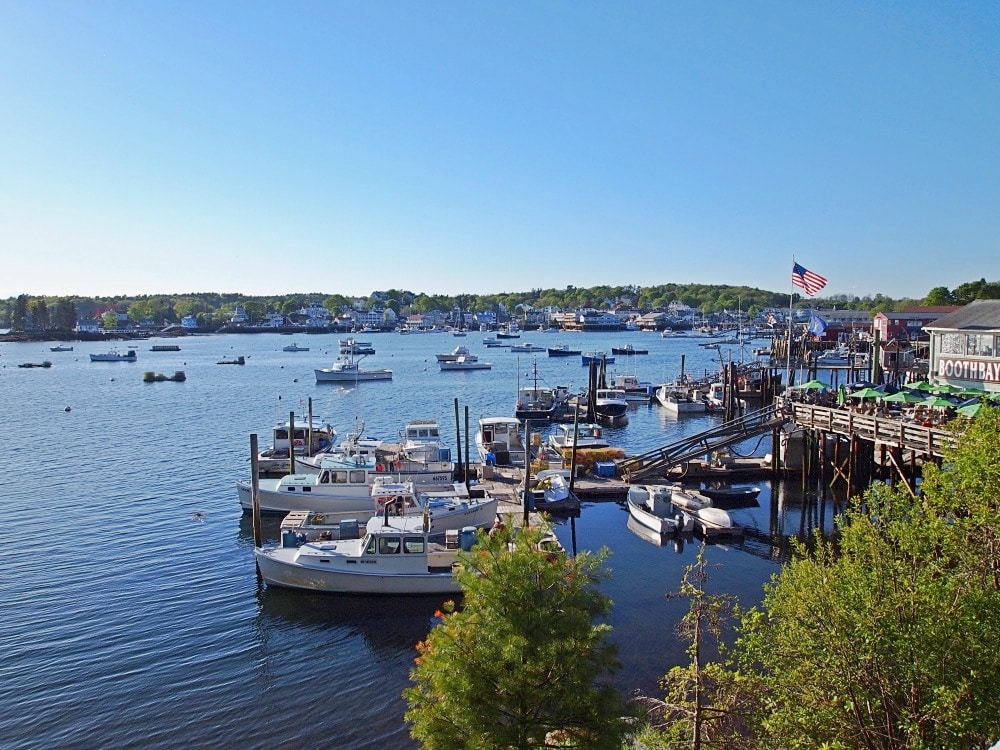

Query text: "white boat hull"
[626, 485, 693, 534]
[315, 368, 392, 382]
[238, 469, 457, 514]
[254, 547, 462, 594]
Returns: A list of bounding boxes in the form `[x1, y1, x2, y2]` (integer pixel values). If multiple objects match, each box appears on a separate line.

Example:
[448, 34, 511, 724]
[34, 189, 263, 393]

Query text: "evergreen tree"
[404, 521, 626, 749]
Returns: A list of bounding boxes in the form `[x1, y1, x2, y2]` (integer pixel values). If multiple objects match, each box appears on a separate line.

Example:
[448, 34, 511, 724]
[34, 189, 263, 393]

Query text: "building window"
[940, 333, 965, 355]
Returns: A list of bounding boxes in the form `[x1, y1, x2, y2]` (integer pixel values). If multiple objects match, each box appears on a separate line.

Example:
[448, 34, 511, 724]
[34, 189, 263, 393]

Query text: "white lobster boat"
[254, 511, 471, 595]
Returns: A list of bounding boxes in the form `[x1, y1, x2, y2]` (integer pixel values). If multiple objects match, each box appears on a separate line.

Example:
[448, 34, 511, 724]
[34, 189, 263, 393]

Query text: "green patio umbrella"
[903, 380, 934, 391]
[957, 387, 989, 398]
[882, 390, 925, 403]
[930, 383, 964, 395]
[790, 379, 830, 391]
[957, 402, 987, 418]
[921, 395, 956, 409]
[837, 384, 848, 405]
[849, 387, 886, 399]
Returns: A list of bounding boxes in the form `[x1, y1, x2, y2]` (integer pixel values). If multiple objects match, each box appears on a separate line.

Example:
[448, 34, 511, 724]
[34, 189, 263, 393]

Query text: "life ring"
[376, 463, 384, 472]
[396, 460, 403, 471]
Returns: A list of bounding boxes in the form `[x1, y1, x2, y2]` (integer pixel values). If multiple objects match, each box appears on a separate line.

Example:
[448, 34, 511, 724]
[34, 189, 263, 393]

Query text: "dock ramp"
[618, 405, 788, 482]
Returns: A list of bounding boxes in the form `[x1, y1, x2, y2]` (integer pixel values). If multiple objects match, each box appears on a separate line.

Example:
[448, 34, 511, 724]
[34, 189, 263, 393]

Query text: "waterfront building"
[873, 306, 959, 343]
[924, 300, 1000, 395]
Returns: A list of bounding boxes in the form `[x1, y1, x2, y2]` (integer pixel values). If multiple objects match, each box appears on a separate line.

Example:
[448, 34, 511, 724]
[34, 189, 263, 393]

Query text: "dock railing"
[787, 402, 957, 458]
[618, 405, 787, 482]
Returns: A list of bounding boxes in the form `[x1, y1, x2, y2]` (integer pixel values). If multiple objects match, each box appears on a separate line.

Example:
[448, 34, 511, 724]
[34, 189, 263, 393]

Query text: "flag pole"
[786, 257, 794, 389]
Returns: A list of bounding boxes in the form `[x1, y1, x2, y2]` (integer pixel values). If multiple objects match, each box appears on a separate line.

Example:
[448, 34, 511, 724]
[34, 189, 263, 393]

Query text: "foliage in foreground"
[642, 407, 1000, 749]
[404, 520, 627, 749]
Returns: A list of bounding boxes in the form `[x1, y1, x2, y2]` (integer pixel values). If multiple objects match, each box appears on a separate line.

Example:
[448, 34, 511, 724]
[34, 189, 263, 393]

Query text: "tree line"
[2, 278, 998, 331]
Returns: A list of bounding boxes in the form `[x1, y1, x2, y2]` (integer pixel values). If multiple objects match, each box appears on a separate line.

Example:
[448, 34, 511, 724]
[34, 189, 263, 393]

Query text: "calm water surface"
[0, 332, 842, 749]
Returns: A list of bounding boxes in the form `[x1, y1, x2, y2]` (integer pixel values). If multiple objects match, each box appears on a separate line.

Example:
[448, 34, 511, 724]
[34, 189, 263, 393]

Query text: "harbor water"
[0, 331, 843, 749]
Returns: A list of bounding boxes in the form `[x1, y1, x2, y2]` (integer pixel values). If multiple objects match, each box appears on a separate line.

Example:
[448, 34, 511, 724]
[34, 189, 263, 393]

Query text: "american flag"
[792, 262, 827, 296]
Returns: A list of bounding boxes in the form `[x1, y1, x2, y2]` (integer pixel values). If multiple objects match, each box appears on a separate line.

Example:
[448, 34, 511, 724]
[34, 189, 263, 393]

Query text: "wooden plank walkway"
[788, 403, 957, 458]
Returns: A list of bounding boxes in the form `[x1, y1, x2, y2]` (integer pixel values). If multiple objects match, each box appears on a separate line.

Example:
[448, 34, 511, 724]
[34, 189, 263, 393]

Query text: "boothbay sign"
[938, 358, 1000, 383]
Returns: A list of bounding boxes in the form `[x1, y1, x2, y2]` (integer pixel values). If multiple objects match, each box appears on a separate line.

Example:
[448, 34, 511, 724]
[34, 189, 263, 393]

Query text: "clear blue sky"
[2, 1, 997, 301]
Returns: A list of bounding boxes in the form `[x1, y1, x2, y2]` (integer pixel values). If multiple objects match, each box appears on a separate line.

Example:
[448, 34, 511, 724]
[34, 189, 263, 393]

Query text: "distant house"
[635, 311, 670, 331]
[873, 306, 959, 342]
[923, 300, 1000, 394]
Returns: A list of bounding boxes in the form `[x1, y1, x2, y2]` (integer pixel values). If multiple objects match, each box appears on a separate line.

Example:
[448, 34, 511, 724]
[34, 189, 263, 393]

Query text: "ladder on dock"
[618, 405, 788, 482]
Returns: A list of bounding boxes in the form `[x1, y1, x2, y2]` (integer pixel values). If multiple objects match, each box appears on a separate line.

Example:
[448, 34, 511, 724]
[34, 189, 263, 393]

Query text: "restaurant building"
[923, 300, 1000, 395]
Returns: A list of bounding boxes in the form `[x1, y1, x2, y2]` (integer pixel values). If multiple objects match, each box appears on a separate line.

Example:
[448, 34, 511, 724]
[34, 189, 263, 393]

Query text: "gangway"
[618, 405, 788, 482]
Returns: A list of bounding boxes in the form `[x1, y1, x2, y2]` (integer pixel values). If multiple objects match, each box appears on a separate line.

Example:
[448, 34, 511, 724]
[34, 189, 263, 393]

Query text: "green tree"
[404, 522, 626, 749]
[27, 298, 49, 330]
[53, 298, 78, 330]
[12, 294, 28, 331]
[102, 311, 119, 330]
[128, 299, 155, 323]
[923, 286, 953, 306]
[735, 407, 1000, 748]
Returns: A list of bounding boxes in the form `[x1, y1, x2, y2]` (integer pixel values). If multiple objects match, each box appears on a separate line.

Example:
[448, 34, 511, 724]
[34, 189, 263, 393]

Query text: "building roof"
[876, 310, 950, 321]
[901, 305, 961, 314]
[923, 300, 1000, 332]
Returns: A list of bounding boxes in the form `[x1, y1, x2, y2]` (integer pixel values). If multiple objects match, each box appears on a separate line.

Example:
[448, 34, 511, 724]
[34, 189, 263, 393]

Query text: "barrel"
[458, 526, 477, 551]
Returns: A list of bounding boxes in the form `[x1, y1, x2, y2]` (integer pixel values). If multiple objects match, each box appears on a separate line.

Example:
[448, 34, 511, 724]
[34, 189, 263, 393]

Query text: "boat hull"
[237, 470, 457, 513]
[254, 547, 462, 594]
[315, 369, 392, 382]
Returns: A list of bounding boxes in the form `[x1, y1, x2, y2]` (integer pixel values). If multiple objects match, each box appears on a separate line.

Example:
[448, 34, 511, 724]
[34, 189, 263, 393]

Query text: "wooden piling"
[250, 433, 262, 550]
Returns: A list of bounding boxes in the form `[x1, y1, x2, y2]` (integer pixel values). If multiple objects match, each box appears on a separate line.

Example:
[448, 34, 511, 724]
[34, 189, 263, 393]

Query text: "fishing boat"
[592, 387, 629, 424]
[654, 385, 706, 414]
[581, 352, 614, 365]
[509, 342, 546, 353]
[295, 418, 456, 483]
[547, 422, 611, 452]
[254, 510, 469, 595]
[547, 343, 581, 357]
[475, 416, 527, 466]
[279, 480, 498, 541]
[338, 338, 376, 355]
[436, 344, 471, 362]
[89, 349, 137, 362]
[482, 338, 510, 348]
[282, 342, 310, 352]
[611, 344, 648, 356]
[514, 360, 570, 421]
[237, 448, 455, 515]
[625, 484, 694, 535]
[439, 354, 491, 371]
[315, 353, 393, 383]
[49, 345, 74, 352]
[256, 415, 338, 476]
[613, 374, 655, 402]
